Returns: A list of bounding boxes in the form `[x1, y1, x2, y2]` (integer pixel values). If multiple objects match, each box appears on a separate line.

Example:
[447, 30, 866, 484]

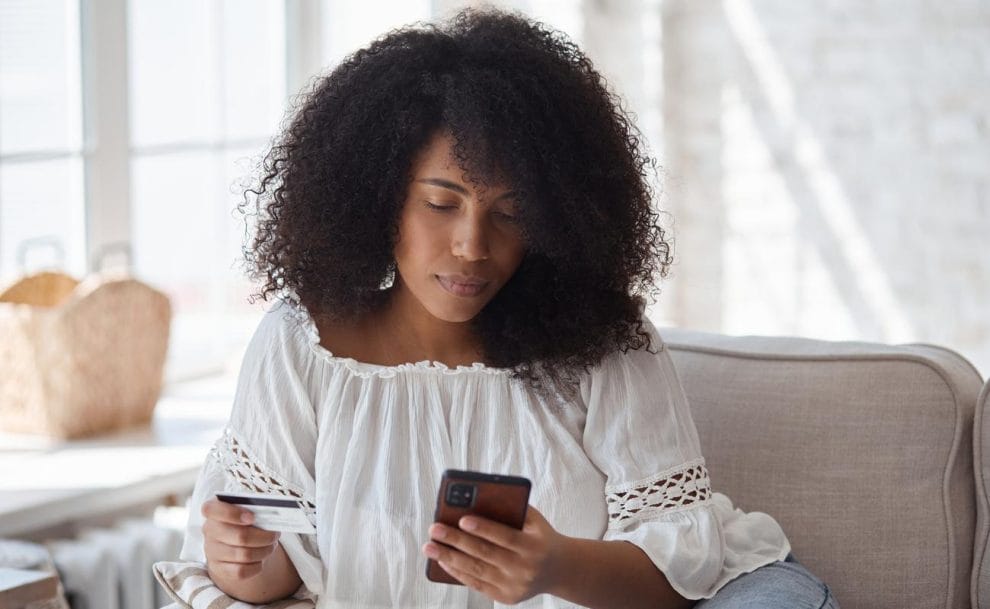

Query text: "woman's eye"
[493, 206, 521, 223]
[425, 201, 456, 212]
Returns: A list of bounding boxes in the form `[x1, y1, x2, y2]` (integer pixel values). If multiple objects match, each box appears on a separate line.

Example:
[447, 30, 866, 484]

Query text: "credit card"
[216, 492, 317, 534]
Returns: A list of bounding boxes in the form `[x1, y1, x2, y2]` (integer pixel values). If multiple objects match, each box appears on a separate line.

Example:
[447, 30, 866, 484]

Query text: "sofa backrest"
[661, 328, 983, 609]
[974, 378, 990, 608]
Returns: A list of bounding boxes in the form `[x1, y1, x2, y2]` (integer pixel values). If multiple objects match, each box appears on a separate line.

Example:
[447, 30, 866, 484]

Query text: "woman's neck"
[374, 285, 485, 367]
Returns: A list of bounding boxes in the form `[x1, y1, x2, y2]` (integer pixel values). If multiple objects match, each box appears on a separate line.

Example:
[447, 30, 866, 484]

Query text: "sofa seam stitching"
[974, 381, 990, 607]
[815, 583, 832, 609]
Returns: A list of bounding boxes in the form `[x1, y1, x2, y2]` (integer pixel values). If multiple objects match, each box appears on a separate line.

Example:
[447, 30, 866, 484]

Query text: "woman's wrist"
[210, 541, 302, 604]
[544, 533, 579, 598]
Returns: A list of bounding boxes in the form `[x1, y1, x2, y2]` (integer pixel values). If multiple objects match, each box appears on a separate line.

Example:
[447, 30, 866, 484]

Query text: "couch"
[662, 328, 989, 609]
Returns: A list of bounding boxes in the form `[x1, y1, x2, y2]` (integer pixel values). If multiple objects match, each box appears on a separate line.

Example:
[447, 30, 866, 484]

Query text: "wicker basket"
[0, 271, 171, 439]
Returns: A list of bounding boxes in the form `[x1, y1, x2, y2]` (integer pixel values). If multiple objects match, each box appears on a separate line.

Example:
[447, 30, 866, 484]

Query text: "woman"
[177, 7, 839, 609]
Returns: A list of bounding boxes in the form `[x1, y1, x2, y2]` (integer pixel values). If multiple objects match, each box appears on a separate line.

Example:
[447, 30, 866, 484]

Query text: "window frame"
[3, 0, 641, 382]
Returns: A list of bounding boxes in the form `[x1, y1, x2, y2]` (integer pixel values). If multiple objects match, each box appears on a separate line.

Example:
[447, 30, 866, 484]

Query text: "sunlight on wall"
[722, 0, 916, 343]
[322, 0, 431, 68]
[721, 84, 858, 338]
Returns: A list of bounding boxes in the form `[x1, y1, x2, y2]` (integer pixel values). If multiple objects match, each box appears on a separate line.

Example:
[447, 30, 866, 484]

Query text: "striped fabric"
[152, 561, 315, 609]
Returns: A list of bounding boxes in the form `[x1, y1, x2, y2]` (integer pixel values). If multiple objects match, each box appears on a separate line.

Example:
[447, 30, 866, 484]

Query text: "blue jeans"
[693, 553, 840, 609]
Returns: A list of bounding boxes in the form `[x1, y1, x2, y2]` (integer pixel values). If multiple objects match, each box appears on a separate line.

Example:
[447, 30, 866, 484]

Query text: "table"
[0, 374, 234, 538]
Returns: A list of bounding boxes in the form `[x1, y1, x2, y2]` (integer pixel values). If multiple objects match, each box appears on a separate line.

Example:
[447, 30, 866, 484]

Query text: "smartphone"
[425, 469, 532, 585]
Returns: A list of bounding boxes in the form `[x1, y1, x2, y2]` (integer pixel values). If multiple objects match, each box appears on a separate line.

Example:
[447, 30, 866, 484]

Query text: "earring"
[380, 261, 396, 289]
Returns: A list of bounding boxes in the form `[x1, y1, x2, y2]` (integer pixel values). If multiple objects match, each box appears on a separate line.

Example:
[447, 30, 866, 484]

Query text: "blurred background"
[0, 1, 987, 606]
[1, 0, 987, 382]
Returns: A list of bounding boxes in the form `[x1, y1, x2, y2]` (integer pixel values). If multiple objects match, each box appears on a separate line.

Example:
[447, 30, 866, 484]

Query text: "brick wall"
[657, 0, 990, 375]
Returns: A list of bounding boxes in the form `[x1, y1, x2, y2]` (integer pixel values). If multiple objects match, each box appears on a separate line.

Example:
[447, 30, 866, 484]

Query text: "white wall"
[658, 0, 990, 376]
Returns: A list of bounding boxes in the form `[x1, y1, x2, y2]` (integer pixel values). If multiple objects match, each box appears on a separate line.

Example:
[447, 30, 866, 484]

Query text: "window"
[0, 0, 86, 279]
[127, 0, 287, 380]
[0, 0, 621, 384]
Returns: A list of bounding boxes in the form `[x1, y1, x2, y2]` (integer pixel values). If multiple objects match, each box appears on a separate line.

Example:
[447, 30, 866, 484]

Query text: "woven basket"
[0, 271, 171, 439]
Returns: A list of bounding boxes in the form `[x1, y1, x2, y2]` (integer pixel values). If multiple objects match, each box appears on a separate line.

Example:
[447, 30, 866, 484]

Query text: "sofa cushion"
[974, 378, 990, 609]
[661, 329, 982, 609]
[152, 561, 314, 609]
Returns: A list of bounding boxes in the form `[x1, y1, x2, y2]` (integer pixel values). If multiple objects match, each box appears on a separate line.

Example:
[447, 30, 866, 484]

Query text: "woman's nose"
[451, 216, 491, 261]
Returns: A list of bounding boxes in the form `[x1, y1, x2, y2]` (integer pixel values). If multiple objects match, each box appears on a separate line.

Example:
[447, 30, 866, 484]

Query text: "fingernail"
[432, 526, 446, 539]
[425, 544, 440, 558]
[460, 517, 477, 531]
[240, 512, 253, 524]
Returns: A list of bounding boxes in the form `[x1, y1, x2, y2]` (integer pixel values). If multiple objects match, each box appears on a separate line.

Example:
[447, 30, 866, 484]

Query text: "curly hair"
[239, 7, 673, 396]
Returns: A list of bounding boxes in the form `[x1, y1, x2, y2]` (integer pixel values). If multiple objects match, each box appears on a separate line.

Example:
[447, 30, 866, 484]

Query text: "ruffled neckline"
[293, 304, 512, 379]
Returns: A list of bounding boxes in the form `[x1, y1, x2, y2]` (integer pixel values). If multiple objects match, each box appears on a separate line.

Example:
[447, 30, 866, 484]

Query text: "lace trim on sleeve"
[605, 458, 713, 529]
[210, 428, 317, 528]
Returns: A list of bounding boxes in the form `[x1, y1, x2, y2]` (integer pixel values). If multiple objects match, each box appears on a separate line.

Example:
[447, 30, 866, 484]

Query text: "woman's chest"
[311, 386, 610, 541]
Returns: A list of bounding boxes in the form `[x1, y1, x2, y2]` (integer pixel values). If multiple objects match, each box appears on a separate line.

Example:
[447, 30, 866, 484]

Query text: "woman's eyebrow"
[415, 178, 517, 201]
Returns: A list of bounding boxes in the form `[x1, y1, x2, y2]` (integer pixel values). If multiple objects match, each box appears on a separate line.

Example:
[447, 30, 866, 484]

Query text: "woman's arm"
[209, 541, 303, 604]
[548, 536, 696, 609]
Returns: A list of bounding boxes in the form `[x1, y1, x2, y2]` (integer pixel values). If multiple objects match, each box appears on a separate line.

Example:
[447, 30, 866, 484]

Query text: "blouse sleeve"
[579, 318, 729, 601]
[178, 302, 324, 600]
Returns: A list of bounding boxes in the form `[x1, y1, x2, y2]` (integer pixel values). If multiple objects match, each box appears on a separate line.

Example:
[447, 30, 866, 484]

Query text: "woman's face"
[392, 131, 526, 323]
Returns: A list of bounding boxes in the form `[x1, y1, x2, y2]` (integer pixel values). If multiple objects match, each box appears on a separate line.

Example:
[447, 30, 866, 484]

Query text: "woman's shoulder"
[252, 299, 307, 342]
[242, 300, 330, 367]
[596, 317, 666, 364]
[255, 300, 422, 372]
[579, 316, 669, 388]
[307, 310, 379, 363]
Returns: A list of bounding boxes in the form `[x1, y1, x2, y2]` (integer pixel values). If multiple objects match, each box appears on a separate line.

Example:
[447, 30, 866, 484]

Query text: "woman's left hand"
[422, 504, 568, 604]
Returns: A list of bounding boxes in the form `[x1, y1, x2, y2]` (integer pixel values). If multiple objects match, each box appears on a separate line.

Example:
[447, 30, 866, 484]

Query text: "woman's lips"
[435, 274, 490, 297]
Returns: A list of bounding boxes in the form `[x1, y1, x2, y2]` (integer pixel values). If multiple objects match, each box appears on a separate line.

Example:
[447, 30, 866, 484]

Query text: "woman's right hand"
[201, 498, 282, 580]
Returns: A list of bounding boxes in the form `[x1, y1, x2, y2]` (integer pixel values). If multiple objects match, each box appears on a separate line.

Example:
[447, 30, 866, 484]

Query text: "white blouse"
[179, 301, 791, 608]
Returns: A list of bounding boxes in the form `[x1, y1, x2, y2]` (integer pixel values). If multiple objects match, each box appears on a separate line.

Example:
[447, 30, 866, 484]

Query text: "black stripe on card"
[216, 494, 300, 509]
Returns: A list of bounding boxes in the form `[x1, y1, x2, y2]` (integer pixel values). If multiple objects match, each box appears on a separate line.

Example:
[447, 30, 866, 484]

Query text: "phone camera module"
[446, 483, 476, 508]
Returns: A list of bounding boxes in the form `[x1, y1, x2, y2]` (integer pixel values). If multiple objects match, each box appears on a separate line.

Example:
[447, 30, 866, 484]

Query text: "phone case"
[426, 469, 532, 585]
